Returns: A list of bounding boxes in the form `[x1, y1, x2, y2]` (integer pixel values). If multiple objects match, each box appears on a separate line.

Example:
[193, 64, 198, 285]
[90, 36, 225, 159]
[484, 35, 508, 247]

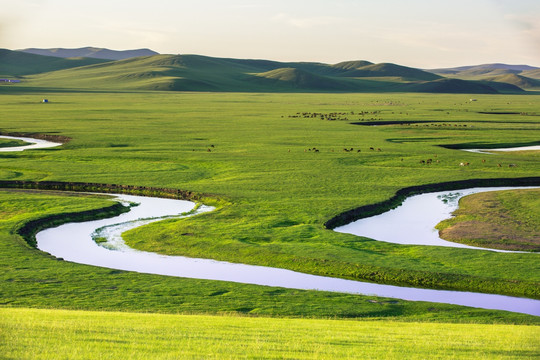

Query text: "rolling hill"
[18, 47, 158, 60]
[0, 49, 527, 93]
[0, 49, 110, 77]
[427, 63, 540, 90]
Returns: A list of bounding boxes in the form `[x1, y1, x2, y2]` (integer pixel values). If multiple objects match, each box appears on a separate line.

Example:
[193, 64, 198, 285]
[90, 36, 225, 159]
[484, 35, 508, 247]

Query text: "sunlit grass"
[1, 307, 539, 359]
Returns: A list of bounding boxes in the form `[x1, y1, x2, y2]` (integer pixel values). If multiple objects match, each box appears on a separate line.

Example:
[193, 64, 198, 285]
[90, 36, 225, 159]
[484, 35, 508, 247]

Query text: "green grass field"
[0, 89, 539, 357]
[2, 307, 539, 360]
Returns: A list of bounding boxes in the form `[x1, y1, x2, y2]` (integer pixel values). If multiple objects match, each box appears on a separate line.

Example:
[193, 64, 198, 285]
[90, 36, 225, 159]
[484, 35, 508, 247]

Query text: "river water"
[0, 135, 62, 151]
[35, 192, 540, 316]
[334, 186, 538, 252]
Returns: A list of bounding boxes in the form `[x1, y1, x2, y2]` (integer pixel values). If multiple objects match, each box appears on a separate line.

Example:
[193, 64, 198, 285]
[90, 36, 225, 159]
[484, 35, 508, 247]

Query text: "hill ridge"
[18, 47, 159, 60]
[1, 50, 527, 93]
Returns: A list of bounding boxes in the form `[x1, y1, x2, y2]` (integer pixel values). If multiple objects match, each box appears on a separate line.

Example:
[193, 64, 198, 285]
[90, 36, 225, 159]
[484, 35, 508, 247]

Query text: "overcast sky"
[2, 0, 539, 68]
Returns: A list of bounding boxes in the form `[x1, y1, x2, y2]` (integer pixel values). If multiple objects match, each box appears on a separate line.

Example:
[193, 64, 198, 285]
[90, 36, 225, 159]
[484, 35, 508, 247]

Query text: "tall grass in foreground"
[1, 308, 538, 359]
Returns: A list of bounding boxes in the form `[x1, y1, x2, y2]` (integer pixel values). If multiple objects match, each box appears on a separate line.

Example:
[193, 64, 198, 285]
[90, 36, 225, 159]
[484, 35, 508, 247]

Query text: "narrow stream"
[0, 135, 62, 151]
[462, 145, 540, 154]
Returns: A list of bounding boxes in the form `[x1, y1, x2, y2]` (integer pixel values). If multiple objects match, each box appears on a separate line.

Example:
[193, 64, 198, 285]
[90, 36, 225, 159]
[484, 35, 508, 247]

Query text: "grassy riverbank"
[2, 307, 539, 360]
[0, 91, 539, 314]
[437, 188, 540, 251]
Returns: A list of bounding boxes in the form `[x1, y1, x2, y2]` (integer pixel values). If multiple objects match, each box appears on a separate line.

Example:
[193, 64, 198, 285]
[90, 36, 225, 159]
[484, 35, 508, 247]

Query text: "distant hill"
[429, 63, 539, 74]
[18, 47, 158, 60]
[522, 69, 540, 80]
[1, 51, 526, 93]
[0, 48, 110, 77]
[338, 62, 442, 81]
[427, 63, 540, 90]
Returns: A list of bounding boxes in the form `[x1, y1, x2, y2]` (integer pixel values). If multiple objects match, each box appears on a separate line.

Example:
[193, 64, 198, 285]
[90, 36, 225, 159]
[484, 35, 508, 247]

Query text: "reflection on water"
[36, 192, 540, 316]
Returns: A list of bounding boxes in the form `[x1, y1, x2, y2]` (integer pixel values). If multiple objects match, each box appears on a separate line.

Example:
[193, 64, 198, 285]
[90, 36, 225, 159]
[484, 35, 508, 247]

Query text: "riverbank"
[437, 188, 540, 251]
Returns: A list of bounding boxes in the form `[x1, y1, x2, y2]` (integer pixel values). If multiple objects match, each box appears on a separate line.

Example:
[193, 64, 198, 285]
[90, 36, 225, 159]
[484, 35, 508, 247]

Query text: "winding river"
[3, 135, 540, 316]
[34, 191, 540, 316]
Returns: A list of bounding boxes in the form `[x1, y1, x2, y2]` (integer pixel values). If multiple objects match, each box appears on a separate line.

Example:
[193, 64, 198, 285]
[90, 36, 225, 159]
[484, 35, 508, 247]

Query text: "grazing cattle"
[497, 163, 502, 167]
[509, 163, 517, 167]
[459, 162, 470, 166]
[369, 147, 374, 151]
[377, 148, 381, 152]
[357, 149, 361, 153]
[420, 160, 425, 164]
[482, 159, 486, 163]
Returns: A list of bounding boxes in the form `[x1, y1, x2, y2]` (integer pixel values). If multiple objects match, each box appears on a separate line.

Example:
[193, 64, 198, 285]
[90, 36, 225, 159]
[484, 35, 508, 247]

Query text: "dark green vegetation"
[437, 189, 540, 251]
[0, 138, 28, 148]
[0, 49, 528, 93]
[2, 308, 539, 360]
[0, 90, 539, 319]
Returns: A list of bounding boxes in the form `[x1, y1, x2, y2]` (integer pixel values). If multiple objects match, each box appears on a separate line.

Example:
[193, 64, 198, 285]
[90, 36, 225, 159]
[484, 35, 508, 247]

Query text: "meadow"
[2, 307, 539, 359]
[0, 89, 539, 357]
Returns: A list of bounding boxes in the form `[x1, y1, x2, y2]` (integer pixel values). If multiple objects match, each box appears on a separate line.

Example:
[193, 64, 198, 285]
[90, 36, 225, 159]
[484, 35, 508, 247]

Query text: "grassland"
[0, 89, 539, 357]
[2, 307, 539, 360]
[0, 91, 538, 298]
[437, 189, 540, 251]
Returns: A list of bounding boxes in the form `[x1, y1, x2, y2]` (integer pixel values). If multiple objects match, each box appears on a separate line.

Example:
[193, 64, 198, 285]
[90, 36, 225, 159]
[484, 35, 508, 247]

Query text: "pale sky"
[1, 0, 539, 68]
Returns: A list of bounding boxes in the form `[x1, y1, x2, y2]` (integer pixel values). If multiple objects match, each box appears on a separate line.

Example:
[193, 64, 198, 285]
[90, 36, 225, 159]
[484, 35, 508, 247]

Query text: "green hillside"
[0, 49, 110, 77]
[484, 74, 540, 90]
[338, 62, 442, 81]
[427, 64, 540, 90]
[252, 68, 355, 90]
[1, 50, 525, 93]
[522, 69, 540, 80]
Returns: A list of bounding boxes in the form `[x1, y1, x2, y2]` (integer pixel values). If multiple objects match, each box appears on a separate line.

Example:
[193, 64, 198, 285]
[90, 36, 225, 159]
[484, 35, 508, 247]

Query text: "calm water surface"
[36, 192, 540, 316]
[334, 186, 538, 252]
